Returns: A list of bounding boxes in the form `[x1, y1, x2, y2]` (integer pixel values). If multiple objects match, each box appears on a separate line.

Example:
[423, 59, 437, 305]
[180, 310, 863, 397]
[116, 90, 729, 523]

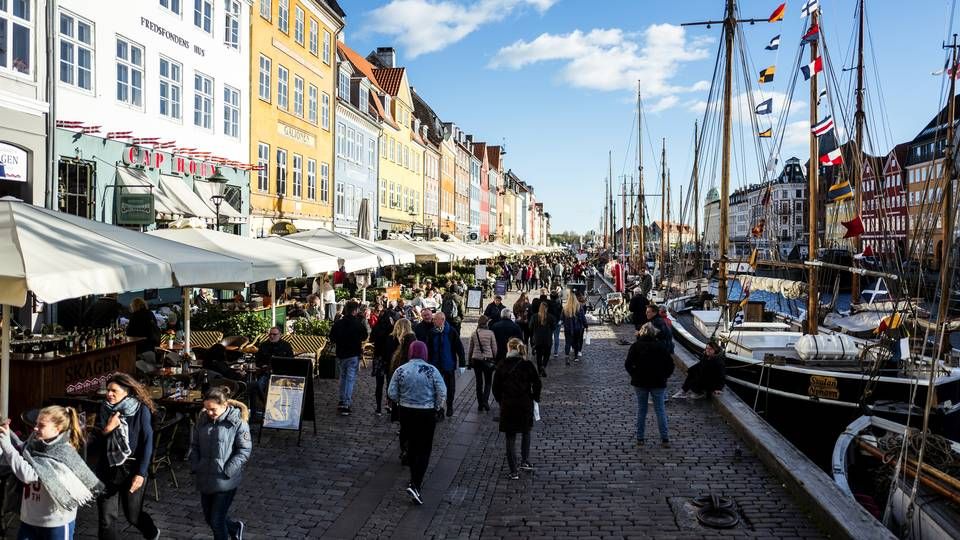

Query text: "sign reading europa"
[122, 145, 218, 178]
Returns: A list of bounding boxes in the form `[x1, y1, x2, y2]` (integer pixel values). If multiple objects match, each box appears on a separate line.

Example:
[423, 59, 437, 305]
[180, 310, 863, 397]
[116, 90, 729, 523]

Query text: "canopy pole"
[183, 288, 192, 353]
[1, 304, 9, 418]
[268, 279, 277, 327]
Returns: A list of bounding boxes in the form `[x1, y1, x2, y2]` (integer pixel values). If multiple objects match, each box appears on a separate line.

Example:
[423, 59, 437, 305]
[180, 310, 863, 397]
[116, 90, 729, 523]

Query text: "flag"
[820, 148, 843, 166]
[802, 24, 820, 43]
[739, 286, 751, 308]
[759, 66, 776, 83]
[853, 245, 875, 259]
[751, 219, 766, 238]
[842, 214, 865, 238]
[800, 0, 819, 17]
[811, 115, 835, 137]
[766, 35, 781, 50]
[761, 185, 772, 205]
[801, 56, 823, 80]
[817, 88, 827, 104]
[769, 3, 786, 22]
[875, 312, 902, 334]
[748, 248, 758, 269]
[758, 128, 772, 138]
[755, 98, 773, 115]
[827, 180, 853, 201]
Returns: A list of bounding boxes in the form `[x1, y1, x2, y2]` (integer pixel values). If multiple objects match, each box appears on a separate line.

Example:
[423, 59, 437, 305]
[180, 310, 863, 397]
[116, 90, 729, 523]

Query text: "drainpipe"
[44, 0, 57, 209]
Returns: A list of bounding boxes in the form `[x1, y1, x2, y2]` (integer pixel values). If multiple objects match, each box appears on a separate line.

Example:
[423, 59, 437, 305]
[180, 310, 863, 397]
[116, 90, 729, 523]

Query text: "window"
[59, 12, 93, 90]
[276, 149, 287, 195]
[307, 159, 316, 199]
[308, 19, 318, 55]
[257, 143, 270, 192]
[294, 7, 303, 45]
[224, 0, 240, 49]
[58, 159, 95, 218]
[194, 0, 212, 33]
[159, 57, 182, 119]
[223, 85, 239, 137]
[277, 65, 288, 109]
[345, 127, 355, 162]
[322, 29, 331, 64]
[389, 138, 395, 162]
[380, 179, 386, 207]
[115, 37, 144, 107]
[320, 162, 330, 202]
[292, 154, 302, 197]
[336, 122, 345, 156]
[336, 182, 344, 215]
[160, 0, 181, 14]
[193, 72, 213, 129]
[338, 71, 350, 100]
[277, 0, 288, 33]
[368, 139, 375, 168]
[321, 92, 330, 129]
[359, 86, 368, 113]
[259, 0, 271, 20]
[308, 84, 317, 123]
[293, 75, 303, 116]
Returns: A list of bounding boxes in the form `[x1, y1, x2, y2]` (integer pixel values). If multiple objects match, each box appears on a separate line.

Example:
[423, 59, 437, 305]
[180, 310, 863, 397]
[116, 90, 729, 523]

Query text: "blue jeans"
[552, 323, 561, 355]
[200, 489, 239, 540]
[634, 387, 669, 441]
[338, 356, 360, 407]
[17, 521, 75, 540]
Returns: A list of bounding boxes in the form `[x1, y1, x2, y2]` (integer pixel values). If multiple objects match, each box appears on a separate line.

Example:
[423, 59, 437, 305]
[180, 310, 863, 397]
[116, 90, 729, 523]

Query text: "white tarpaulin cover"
[263, 236, 379, 273]
[150, 227, 338, 282]
[379, 239, 454, 263]
[737, 275, 806, 299]
[289, 228, 415, 266]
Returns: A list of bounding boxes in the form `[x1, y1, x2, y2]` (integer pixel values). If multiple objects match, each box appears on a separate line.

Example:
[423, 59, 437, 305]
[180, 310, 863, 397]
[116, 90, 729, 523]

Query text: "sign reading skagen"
[277, 123, 316, 146]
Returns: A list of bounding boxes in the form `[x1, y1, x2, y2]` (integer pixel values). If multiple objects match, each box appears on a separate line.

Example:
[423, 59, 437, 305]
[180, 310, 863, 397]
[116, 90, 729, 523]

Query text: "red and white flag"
[819, 148, 843, 166]
[801, 56, 823, 81]
[811, 115, 834, 137]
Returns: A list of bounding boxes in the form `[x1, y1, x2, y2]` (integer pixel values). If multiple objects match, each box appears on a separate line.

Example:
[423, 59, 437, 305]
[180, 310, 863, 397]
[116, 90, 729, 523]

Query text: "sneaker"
[234, 520, 245, 540]
[661, 439, 671, 448]
[150, 530, 161, 540]
[689, 392, 706, 400]
[406, 485, 423, 505]
[553, 352, 558, 358]
[519, 462, 534, 472]
[341, 407, 352, 416]
[577, 352, 583, 358]
[509, 471, 520, 480]
[671, 390, 688, 399]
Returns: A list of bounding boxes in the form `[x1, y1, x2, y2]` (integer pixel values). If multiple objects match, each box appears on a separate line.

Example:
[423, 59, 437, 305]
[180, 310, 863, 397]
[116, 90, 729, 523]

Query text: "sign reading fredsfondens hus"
[140, 17, 205, 57]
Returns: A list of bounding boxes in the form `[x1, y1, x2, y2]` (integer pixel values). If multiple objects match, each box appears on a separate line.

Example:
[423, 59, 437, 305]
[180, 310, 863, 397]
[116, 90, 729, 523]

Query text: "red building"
[474, 142, 490, 239]
[861, 143, 909, 257]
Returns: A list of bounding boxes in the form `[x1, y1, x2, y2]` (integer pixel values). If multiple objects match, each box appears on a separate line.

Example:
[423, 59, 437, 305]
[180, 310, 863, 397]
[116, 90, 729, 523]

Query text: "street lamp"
[208, 168, 229, 232]
[407, 206, 417, 237]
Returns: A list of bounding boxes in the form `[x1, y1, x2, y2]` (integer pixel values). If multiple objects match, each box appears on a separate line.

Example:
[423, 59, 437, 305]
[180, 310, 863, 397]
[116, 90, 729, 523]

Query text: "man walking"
[329, 300, 369, 416]
[425, 312, 465, 416]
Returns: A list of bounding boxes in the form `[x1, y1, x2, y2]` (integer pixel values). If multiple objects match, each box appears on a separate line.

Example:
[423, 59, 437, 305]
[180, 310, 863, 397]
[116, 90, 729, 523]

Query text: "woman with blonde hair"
[388, 317, 417, 464]
[561, 289, 588, 364]
[493, 338, 541, 480]
[0, 405, 103, 539]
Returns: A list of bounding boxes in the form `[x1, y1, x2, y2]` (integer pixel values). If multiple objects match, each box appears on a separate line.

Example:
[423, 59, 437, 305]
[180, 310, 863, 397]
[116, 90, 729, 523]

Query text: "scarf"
[98, 397, 141, 467]
[22, 432, 103, 511]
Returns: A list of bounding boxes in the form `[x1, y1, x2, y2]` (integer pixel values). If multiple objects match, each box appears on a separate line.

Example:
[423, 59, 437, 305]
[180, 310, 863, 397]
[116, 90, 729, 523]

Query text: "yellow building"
[249, 0, 344, 236]
[368, 49, 423, 236]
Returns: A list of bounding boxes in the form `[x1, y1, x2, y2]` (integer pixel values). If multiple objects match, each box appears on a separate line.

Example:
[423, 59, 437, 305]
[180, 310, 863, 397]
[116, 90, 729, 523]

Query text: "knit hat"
[409, 340, 428, 361]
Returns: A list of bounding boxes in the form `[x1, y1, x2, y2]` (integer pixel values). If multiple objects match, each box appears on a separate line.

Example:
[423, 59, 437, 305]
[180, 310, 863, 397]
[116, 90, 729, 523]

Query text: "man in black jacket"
[490, 309, 523, 363]
[414, 309, 434, 342]
[329, 301, 369, 415]
[629, 291, 649, 330]
[483, 295, 504, 324]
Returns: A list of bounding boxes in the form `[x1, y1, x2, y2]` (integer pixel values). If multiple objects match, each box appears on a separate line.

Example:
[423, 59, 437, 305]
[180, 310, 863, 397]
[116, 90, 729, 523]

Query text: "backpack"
[442, 297, 459, 320]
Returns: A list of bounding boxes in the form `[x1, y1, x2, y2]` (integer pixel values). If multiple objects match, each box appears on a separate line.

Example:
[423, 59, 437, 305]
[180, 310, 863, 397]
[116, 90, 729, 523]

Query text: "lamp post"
[208, 168, 229, 232]
[407, 207, 417, 238]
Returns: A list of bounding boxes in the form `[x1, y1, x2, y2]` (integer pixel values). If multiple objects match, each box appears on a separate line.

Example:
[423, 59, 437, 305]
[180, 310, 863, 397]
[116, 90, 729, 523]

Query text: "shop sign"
[270, 221, 298, 236]
[122, 145, 218, 179]
[277, 122, 316, 146]
[140, 17, 205, 56]
[807, 375, 839, 400]
[115, 191, 155, 226]
[0, 142, 27, 182]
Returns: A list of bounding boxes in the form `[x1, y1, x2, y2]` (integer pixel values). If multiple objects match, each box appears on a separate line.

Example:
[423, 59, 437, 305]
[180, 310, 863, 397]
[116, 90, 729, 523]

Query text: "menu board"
[466, 287, 483, 310]
[263, 375, 306, 430]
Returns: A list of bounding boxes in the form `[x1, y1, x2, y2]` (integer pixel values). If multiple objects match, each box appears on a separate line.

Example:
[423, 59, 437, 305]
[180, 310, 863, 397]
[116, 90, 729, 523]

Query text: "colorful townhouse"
[249, 0, 344, 235]
[474, 142, 489, 240]
[412, 88, 443, 238]
[487, 145, 503, 241]
[439, 126, 458, 236]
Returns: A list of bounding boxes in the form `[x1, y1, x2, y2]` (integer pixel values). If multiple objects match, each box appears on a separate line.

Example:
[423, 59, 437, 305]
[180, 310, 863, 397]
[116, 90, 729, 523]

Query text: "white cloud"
[364, 0, 558, 58]
[489, 25, 712, 110]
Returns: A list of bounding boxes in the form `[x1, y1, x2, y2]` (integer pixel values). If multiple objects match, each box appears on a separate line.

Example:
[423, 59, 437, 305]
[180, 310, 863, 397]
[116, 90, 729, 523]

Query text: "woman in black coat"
[527, 302, 556, 377]
[492, 338, 542, 480]
[624, 323, 674, 447]
[370, 309, 400, 416]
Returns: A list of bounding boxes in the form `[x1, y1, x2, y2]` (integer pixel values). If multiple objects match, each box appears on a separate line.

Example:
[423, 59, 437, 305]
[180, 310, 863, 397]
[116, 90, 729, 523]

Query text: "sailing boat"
[665, 0, 960, 457]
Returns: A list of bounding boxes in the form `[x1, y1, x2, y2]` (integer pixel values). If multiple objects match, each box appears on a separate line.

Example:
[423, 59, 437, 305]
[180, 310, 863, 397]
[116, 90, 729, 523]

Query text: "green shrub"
[292, 317, 332, 336]
[334, 288, 352, 301]
[192, 307, 270, 339]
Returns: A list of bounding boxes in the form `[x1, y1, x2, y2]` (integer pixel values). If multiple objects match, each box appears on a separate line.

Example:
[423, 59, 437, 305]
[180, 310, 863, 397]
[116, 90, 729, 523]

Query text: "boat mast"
[661, 139, 667, 288]
[717, 0, 735, 306]
[938, 35, 958, 353]
[851, 0, 866, 304]
[609, 151, 615, 254]
[638, 81, 645, 270]
[806, 10, 821, 335]
[692, 121, 701, 285]
[622, 178, 628, 265]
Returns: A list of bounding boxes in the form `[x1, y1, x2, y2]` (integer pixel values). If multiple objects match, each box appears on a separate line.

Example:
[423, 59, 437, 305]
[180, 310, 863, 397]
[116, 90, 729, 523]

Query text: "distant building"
[703, 188, 721, 257]
[861, 144, 909, 258]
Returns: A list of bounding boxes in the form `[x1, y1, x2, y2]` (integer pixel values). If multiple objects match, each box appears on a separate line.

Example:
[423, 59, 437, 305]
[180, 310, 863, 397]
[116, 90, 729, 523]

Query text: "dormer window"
[338, 71, 350, 101]
[359, 86, 368, 114]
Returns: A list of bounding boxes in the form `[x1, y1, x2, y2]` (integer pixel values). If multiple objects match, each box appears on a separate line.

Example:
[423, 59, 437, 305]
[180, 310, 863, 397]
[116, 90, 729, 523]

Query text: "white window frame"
[277, 65, 288, 109]
[223, 84, 240, 138]
[276, 148, 287, 195]
[292, 154, 303, 198]
[335, 181, 344, 215]
[294, 6, 304, 45]
[308, 18, 318, 56]
[358, 86, 368, 114]
[367, 139, 375, 168]
[321, 92, 330, 130]
[224, 0, 240, 49]
[259, 0, 271, 20]
[194, 0, 213, 33]
[115, 36, 144, 108]
[58, 10, 94, 91]
[258, 55, 271, 102]
[307, 159, 316, 200]
[293, 75, 303, 117]
[322, 29, 331, 64]
[320, 162, 330, 203]
[193, 72, 213, 130]
[160, 0, 182, 15]
[257, 142, 270, 192]
[336, 122, 345, 157]
[277, 0, 288, 33]
[308, 84, 318, 124]
[338, 70, 350, 100]
[159, 56, 182, 120]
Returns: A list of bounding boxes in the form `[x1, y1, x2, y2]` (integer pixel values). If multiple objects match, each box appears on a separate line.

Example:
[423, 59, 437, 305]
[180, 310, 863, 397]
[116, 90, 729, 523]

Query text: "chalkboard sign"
[263, 375, 305, 430]
[494, 279, 508, 296]
[466, 287, 483, 311]
[474, 264, 487, 281]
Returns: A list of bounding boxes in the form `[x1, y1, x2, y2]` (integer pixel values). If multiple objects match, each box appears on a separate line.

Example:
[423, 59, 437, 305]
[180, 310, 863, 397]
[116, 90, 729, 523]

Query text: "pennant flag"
[802, 24, 820, 43]
[875, 312, 902, 334]
[755, 98, 773, 115]
[827, 180, 853, 201]
[751, 219, 766, 238]
[739, 286, 751, 308]
[800, 0, 819, 17]
[766, 35, 781, 50]
[759, 66, 776, 83]
[769, 3, 786, 22]
[842, 214, 865, 238]
[811, 115, 835, 137]
[820, 148, 843, 166]
[801, 56, 824, 80]
[853, 245, 875, 259]
[748, 248, 758, 269]
[758, 128, 772, 138]
[817, 88, 827, 104]
[761, 185, 772, 205]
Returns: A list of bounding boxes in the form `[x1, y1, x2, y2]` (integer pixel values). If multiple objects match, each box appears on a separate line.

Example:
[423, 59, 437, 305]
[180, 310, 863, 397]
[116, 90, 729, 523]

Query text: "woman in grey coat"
[190, 387, 252, 540]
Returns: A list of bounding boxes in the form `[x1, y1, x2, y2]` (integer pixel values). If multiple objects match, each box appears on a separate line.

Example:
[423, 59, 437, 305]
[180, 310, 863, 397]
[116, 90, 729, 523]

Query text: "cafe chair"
[220, 335, 249, 350]
[150, 409, 183, 502]
[282, 334, 329, 377]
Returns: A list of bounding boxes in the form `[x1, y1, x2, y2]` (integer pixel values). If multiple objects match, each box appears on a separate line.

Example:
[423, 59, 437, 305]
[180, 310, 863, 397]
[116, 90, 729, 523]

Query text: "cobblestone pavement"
[17, 290, 825, 539]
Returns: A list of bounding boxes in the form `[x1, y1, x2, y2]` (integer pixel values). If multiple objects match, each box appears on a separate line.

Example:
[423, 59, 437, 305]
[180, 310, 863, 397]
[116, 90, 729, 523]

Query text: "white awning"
[263, 236, 379, 273]
[115, 167, 182, 221]
[288, 228, 416, 266]
[193, 180, 246, 224]
[158, 175, 216, 223]
[379, 239, 454, 263]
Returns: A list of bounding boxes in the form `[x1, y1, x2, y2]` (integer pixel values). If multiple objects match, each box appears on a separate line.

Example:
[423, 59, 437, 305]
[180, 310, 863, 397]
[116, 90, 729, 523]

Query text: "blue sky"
[344, 0, 955, 233]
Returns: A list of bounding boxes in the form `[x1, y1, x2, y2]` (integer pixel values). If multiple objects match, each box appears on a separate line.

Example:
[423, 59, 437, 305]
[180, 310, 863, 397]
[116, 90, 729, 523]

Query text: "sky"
[343, 0, 957, 234]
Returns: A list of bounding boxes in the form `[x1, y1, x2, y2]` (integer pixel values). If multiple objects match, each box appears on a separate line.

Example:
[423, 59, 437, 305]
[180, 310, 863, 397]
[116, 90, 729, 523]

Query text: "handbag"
[472, 332, 495, 371]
